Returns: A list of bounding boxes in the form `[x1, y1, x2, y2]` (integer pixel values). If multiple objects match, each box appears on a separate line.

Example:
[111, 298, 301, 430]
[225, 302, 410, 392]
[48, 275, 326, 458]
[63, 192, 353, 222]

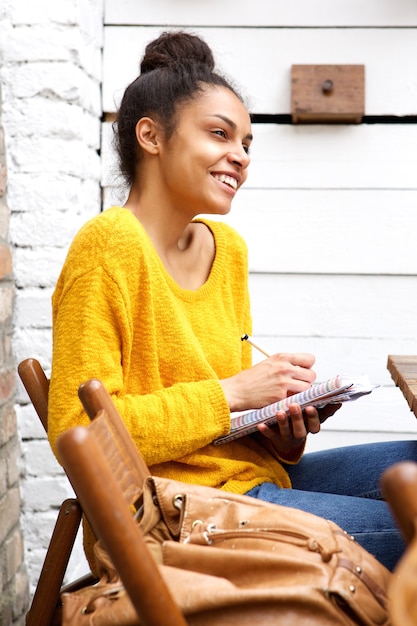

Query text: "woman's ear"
[135, 117, 161, 155]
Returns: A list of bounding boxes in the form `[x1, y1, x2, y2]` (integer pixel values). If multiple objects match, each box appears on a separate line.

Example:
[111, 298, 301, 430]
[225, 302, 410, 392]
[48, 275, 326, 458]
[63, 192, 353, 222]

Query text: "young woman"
[48, 31, 415, 571]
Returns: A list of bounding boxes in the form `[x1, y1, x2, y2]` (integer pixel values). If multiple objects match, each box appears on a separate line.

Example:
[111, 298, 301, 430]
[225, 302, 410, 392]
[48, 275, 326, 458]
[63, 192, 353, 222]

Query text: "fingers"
[271, 353, 317, 387]
[283, 405, 308, 438]
[258, 403, 321, 443]
[287, 353, 316, 370]
[291, 365, 316, 386]
[258, 404, 308, 442]
[302, 405, 321, 434]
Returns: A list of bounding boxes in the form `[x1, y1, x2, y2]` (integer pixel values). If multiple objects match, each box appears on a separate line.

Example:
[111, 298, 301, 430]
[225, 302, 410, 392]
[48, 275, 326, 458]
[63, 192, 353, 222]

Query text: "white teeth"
[214, 174, 237, 190]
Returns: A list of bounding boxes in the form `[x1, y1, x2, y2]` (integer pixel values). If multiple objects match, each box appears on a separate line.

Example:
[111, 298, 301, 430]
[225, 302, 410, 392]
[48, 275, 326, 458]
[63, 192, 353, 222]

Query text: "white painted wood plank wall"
[105, 0, 417, 27]
[102, 1, 417, 452]
[102, 28, 417, 115]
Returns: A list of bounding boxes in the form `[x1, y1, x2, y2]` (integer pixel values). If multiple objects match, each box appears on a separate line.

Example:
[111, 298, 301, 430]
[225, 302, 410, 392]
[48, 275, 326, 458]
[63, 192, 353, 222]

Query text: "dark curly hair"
[113, 31, 244, 187]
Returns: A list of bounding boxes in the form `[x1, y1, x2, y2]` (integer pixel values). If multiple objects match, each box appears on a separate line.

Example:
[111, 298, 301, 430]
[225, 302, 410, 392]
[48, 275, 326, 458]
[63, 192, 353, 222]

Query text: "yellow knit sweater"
[49, 206, 293, 494]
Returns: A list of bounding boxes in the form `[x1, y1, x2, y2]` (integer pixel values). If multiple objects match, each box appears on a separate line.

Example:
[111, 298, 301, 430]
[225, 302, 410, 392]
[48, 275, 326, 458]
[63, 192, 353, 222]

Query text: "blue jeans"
[246, 440, 417, 571]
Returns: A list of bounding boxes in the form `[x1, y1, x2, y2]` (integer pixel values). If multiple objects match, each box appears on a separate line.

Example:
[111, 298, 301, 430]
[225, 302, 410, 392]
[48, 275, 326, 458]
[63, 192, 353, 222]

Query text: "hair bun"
[140, 31, 215, 74]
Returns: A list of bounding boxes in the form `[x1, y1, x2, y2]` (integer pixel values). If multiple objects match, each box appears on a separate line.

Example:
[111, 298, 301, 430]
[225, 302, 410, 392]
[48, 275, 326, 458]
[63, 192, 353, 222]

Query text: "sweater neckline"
[118, 208, 225, 302]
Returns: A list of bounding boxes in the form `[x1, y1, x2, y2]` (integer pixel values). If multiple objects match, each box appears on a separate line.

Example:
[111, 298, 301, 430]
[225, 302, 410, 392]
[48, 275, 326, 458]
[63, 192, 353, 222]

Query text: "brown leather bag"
[62, 476, 392, 626]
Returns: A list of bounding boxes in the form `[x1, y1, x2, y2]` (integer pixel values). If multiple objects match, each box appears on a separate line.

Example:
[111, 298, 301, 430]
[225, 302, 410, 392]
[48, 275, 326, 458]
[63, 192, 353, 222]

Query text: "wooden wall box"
[291, 64, 365, 124]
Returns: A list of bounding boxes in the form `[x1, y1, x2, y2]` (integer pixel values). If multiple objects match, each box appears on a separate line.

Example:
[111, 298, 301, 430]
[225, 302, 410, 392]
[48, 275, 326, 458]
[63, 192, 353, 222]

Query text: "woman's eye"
[213, 129, 227, 139]
[243, 144, 250, 155]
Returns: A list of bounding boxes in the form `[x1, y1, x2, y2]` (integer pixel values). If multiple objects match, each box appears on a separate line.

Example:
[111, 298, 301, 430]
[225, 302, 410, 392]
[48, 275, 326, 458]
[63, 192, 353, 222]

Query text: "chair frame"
[18, 358, 95, 626]
[18, 360, 181, 625]
[57, 378, 187, 626]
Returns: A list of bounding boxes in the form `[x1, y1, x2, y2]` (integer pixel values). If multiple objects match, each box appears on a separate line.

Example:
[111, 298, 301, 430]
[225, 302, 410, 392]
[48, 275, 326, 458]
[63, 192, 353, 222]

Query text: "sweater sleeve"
[48, 265, 231, 466]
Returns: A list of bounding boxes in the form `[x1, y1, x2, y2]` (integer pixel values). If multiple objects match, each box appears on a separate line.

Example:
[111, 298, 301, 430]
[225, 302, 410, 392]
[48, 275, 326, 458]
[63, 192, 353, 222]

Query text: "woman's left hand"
[256, 402, 342, 453]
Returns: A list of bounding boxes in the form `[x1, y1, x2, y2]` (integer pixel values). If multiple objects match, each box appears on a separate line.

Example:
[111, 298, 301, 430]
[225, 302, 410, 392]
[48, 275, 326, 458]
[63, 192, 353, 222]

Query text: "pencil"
[241, 333, 271, 358]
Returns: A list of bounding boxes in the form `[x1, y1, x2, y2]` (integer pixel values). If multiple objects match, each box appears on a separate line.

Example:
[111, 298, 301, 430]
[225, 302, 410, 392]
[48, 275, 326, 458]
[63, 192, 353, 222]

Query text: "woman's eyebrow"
[212, 114, 253, 142]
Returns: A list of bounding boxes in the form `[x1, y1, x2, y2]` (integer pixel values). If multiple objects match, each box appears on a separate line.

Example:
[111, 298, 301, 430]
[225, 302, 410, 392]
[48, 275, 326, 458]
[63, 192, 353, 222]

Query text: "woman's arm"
[48, 268, 232, 466]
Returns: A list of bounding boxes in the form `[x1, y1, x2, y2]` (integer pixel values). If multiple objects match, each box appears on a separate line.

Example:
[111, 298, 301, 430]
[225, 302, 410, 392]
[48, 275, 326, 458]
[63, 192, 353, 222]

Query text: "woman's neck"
[124, 186, 194, 252]
[124, 190, 215, 290]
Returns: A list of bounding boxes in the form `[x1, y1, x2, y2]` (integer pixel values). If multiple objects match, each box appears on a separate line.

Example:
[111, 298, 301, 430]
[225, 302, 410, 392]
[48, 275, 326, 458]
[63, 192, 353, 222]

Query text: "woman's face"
[158, 85, 252, 217]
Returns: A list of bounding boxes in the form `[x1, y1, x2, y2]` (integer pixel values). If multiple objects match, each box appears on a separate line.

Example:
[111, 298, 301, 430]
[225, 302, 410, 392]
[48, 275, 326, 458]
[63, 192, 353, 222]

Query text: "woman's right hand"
[220, 353, 317, 413]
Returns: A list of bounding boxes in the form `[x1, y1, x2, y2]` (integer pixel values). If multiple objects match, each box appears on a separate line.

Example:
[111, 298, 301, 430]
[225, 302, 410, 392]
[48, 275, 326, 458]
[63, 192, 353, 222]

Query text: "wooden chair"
[18, 358, 95, 626]
[57, 378, 188, 626]
[381, 461, 417, 626]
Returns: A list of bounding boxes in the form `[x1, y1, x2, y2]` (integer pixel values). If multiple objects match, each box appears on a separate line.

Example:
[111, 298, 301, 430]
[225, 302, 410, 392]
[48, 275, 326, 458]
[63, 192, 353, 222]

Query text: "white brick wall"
[1, 0, 104, 592]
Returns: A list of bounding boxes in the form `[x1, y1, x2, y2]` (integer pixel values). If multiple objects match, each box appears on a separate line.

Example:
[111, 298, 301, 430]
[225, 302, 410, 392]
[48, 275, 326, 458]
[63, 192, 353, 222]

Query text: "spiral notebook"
[213, 374, 376, 446]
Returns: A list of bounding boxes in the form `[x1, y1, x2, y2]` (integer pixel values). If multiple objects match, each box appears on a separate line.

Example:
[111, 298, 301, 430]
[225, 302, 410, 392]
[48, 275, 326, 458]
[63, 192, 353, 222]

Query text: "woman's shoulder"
[68, 206, 150, 260]
[198, 218, 248, 255]
[197, 218, 246, 244]
[59, 207, 151, 285]
[75, 206, 141, 243]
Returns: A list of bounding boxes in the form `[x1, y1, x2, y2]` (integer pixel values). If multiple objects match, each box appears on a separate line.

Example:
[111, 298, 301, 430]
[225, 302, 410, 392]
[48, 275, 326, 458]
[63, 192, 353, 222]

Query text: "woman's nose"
[228, 146, 250, 169]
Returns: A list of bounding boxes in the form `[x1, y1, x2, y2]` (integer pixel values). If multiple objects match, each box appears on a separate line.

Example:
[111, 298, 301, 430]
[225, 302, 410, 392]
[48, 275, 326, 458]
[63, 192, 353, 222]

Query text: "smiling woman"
[48, 30, 416, 575]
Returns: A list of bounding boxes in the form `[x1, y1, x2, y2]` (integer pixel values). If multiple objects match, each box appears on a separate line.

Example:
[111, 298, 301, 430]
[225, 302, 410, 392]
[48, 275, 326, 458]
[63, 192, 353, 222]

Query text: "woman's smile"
[211, 172, 240, 193]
